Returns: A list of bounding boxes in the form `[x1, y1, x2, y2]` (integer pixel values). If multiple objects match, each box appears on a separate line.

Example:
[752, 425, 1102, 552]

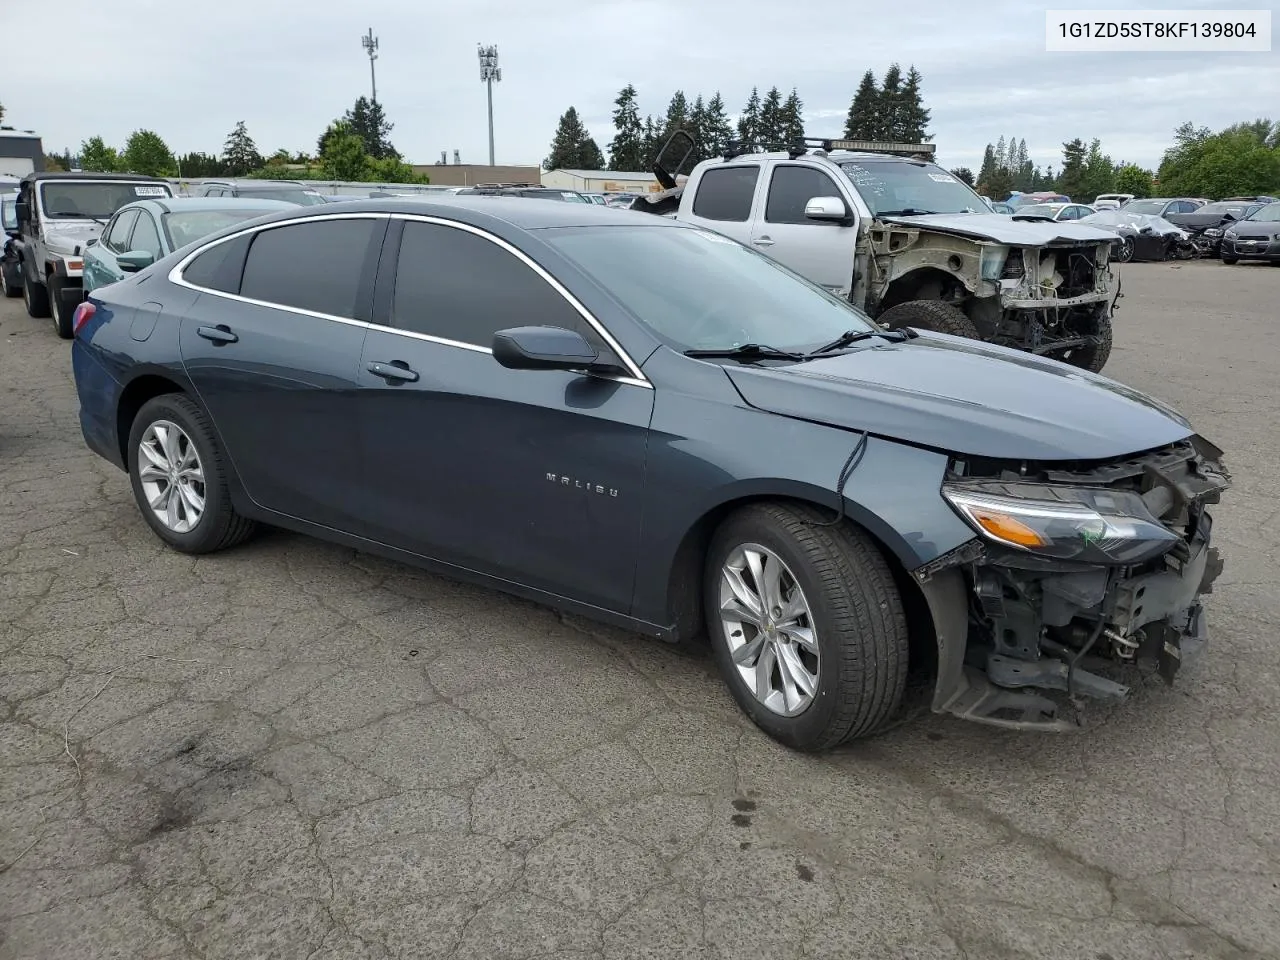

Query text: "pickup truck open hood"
[722, 332, 1193, 461]
[877, 212, 1119, 245]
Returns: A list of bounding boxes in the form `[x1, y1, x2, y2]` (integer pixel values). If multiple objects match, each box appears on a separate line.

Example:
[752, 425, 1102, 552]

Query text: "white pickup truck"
[14, 171, 173, 337]
[631, 134, 1124, 372]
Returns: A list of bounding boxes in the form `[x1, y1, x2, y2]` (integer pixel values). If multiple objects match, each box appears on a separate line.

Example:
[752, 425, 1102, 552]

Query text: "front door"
[749, 161, 860, 297]
[354, 217, 655, 614]
[178, 215, 386, 531]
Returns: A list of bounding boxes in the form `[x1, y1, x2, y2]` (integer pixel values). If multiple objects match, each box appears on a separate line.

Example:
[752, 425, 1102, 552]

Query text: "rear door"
[747, 161, 860, 297]
[678, 165, 761, 245]
[177, 214, 386, 531]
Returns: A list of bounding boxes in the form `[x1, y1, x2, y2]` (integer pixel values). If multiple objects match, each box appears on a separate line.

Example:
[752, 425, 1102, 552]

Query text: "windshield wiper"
[805, 327, 917, 356]
[876, 208, 939, 217]
[683, 343, 805, 362]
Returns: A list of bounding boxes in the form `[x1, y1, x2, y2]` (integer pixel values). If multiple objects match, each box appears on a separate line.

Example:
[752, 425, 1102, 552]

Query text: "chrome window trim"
[167, 210, 652, 389]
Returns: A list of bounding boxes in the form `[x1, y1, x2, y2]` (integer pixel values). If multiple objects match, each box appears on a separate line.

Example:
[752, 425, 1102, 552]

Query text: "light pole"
[477, 44, 501, 166]
[362, 28, 379, 103]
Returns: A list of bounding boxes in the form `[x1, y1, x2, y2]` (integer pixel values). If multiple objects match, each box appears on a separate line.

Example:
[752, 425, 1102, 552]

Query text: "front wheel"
[704, 503, 909, 752]
[1220, 256, 1238, 265]
[23, 274, 50, 318]
[877, 299, 980, 340]
[1058, 312, 1113, 373]
[127, 393, 258, 554]
[1114, 236, 1135, 263]
[48, 275, 77, 339]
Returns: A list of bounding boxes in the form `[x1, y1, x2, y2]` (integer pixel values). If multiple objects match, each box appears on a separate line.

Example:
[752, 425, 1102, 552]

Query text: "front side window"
[105, 210, 139, 252]
[239, 218, 378, 318]
[129, 213, 163, 258]
[765, 166, 847, 225]
[544, 224, 878, 353]
[390, 221, 589, 348]
[691, 167, 759, 222]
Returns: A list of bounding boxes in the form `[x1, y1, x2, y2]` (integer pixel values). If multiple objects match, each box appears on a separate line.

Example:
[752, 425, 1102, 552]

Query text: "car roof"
[121, 197, 297, 215]
[208, 195, 686, 233]
[22, 171, 170, 184]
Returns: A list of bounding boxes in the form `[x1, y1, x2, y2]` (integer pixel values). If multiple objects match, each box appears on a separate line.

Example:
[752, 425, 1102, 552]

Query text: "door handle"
[752, 236, 775, 246]
[196, 324, 238, 344]
[367, 360, 419, 383]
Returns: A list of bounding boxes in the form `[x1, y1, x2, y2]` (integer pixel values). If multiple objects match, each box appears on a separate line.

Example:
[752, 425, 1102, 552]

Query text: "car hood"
[1229, 221, 1280, 237]
[43, 219, 104, 252]
[722, 332, 1194, 461]
[1165, 212, 1234, 229]
[876, 212, 1118, 245]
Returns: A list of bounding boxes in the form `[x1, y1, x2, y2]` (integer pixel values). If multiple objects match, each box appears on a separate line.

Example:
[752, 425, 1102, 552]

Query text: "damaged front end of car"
[910, 435, 1230, 730]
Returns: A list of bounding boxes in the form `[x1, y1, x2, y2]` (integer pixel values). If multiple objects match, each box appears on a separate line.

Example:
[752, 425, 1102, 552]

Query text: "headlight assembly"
[941, 483, 1180, 564]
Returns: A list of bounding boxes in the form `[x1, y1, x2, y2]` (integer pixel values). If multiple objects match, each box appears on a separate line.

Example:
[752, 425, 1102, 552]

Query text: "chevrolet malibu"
[69, 199, 1230, 751]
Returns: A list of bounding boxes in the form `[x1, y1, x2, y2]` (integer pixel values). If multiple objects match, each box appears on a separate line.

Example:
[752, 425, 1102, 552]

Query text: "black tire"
[1114, 236, 1134, 263]
[126, 393, 257, 554]
[0, 262, 21, 298]
[1220, 256, 1238, 265]
[48, 275, 76, 339]
[704, 502, 909, 752]
[877, 299, 980, 340]
[1059, 312, 1113, 373]
[23, 273, 50, 318]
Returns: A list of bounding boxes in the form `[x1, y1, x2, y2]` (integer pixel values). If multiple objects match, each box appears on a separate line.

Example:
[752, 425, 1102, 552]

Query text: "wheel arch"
[658, 485, 939, 693]
[876, 266, 968, 316]
[115, 368, 196, 466]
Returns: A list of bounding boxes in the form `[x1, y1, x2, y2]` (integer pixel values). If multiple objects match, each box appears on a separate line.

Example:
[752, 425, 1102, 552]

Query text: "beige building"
[409, 164, 542, 186]
[541, 169, 663, 194]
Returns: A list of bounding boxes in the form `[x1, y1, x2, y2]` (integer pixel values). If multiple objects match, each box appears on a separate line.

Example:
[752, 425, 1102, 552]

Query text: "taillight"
[72, 301, 96, 336]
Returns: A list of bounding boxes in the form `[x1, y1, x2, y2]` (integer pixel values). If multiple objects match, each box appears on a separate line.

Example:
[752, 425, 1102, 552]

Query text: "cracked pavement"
[2, 259, 1279, 960]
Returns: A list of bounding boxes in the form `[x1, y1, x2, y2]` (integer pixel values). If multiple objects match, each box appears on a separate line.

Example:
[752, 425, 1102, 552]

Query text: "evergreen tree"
[687, 95, 709, 163]
[543, 106, 601, 170]
[737, 87, 762, 144]
[844, 70, 879, 139]
[780, 88, 805, 144]
[758, 86, 784, 145]
[641, 114, 661, 166]
[1057, 137, 1088, 198]
[878, 64, 903, 141]
[949, 167, 975, 186]
[993, 135, 1007, 171]
[222, 121, 262, 176]
[663, 90, 691, 138]
[896, 66, 930, 141]
[177, 151, 225, 177]
[977, 144, 996, 188]
[345, 96, 397, 159]
[607, 84, 646, 171]
[702, 92, 734, 158]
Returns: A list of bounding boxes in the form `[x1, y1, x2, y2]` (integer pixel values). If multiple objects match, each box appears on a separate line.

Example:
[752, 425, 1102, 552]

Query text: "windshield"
[38, 181, 171, 219]
[239, 188, 326, 205]
[543, 225, 877, 353]
[1196, 202, 1247, 217]
[1124, 200, 1168, 216]
[838, 159, 987, 216]
[1246, 202, 1280, 222]
[162, 209, 281, 250]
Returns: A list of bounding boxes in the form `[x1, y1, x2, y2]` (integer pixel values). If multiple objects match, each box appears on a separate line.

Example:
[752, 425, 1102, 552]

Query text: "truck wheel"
[704, 502, 909, 752]
[878, 299, 980, 340]
[1, 263, 21, 298]
[48, 276, 76, 339]
[1060, 313, 1113, 373]
[23, 274, 51, 318]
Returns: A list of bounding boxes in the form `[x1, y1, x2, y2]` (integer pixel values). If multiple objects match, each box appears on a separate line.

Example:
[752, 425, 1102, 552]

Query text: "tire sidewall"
[127, 395, 230, 553]
[704, 513, 849, 749]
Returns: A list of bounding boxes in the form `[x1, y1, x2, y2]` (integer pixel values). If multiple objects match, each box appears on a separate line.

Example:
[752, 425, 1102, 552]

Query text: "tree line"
[49, 97, 430, 184]
[964, 118, 1279, 202]
[545, 65, 930, 173]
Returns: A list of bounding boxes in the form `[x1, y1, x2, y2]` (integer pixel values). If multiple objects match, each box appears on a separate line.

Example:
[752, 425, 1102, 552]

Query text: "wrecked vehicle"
[631, 132, 1122, 372]
[1078, 209, 1192, 263]
[1163, 199, 1265, 257]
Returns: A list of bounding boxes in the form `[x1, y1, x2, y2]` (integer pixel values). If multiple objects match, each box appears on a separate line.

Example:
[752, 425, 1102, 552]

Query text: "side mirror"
[492, 326, 599, 371]
[14, 200, 30, 221]
[804, 196, 850, 222]
[117, 250, 155, 273]
[1222, 212, 1236, 221]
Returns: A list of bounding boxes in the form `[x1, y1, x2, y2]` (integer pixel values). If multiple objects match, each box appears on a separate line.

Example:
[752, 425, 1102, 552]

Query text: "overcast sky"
[6, 0, 1277, 175]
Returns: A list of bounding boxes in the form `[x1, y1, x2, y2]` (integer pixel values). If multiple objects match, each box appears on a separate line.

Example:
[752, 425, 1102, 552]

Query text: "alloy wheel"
[718, 542, 819, 717]
[137, 420, 206, 533]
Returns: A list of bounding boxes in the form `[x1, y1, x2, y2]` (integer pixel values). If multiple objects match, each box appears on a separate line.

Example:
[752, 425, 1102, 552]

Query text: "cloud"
[7, 0, 1277, 175]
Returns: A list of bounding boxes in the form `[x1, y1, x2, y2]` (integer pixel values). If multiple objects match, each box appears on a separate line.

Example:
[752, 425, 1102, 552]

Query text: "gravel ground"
[1, 259, 1278, 960]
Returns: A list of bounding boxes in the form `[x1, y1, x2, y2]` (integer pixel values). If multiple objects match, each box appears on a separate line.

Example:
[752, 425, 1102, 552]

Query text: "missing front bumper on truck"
[911, 435, 1230, 731]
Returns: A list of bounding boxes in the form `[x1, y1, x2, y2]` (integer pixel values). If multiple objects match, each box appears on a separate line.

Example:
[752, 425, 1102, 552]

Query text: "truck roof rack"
[720, 137, 936, 161]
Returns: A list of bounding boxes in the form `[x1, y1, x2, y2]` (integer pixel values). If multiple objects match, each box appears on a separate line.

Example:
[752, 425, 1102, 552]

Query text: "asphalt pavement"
[1, 259, 1278, 959]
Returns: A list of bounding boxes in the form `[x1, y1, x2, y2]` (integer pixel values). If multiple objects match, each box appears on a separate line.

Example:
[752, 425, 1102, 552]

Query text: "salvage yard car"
[1220, 201, 1280, 265]
[14, 171, 173, 336]
[631, 134, 1122, 372]
[69, 198, 1229, 751]
[81, 197, 293, 294]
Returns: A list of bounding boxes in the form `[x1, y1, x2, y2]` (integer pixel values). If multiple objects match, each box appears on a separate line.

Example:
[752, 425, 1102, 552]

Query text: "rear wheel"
[23, 274, 50, 318]
[127, 394, 257, 554]
[877, 299, 980, 340]
[704, 503, 909, 752]
[0, 262, 21, 297]
[1220, 256, 1238, 265]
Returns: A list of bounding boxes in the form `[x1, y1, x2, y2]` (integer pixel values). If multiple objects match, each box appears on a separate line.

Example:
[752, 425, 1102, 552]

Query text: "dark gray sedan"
[69, 198, 1229, 751]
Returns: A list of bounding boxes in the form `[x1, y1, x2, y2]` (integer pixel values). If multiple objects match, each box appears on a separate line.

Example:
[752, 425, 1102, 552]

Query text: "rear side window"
[181, 233, 253, 294]
[239, 218, 379, 319]
[766, 166, 846, 224]
[129, 213, 163, 257]
[390, 221, 593, 349]
[691, 167, 759, 222]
